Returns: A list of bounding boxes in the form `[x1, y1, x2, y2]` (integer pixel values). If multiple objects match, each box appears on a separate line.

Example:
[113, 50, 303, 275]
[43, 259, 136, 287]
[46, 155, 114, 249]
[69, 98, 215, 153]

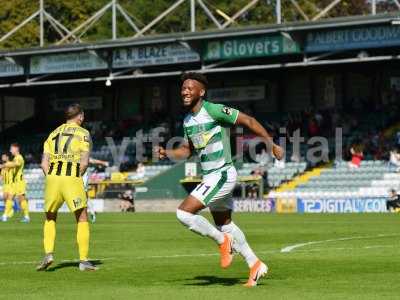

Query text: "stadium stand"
[237, 162, 308, 189]
[21, 162, 174, 200]
[269, 160, 399, 199]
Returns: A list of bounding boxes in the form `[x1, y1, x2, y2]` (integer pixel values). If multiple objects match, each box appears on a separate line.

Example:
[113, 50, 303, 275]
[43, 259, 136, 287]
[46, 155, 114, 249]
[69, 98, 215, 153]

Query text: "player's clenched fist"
[153, 146, 167, 160]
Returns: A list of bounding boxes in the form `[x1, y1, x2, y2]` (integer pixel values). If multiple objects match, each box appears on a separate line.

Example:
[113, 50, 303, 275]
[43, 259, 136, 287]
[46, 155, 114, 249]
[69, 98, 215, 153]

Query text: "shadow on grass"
[46, 260, 103, 272]
[184, 275, 242, 286]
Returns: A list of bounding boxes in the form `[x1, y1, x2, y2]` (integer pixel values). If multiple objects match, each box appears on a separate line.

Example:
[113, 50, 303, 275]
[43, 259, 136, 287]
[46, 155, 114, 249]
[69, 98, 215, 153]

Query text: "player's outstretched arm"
[235, 112, 284, 160]
[41, 153, 50, 175]
[89, 157, 109, 167]
[154, 142, 192, 161]
[2, 160, 22, 168]
[80, 151, 90, 176]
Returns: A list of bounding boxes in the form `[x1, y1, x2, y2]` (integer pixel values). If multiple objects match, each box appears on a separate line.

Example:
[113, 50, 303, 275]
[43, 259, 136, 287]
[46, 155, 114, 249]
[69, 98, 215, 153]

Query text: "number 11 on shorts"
[195, 183, 211, 195]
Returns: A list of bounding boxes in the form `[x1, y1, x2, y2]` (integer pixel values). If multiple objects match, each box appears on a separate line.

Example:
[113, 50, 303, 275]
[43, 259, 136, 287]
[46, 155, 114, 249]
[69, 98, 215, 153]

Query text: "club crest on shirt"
[222, 106, 232, 115]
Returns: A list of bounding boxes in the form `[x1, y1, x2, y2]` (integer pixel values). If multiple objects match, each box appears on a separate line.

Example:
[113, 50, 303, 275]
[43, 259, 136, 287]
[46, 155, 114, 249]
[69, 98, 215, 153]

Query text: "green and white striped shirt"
[183, 100, 239, 175]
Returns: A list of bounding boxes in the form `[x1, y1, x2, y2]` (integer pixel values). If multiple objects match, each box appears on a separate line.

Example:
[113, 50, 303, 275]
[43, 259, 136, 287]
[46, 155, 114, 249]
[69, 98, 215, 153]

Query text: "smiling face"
[10, 145, 18, 156]
[181, 79, 205, 109]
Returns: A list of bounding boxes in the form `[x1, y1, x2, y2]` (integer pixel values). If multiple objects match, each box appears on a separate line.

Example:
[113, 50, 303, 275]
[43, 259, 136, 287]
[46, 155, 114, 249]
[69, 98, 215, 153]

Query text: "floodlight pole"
[1, 0, 393, 48]
[276, 0, 282, 24]
[190, 0, 196, 32]
[40, 0, 44, 46]
[112, 0, 117, 39]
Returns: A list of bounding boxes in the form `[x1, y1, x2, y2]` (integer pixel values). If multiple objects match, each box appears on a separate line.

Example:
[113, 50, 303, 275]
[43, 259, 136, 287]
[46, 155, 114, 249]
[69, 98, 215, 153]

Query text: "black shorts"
[386, 200, 400, 209]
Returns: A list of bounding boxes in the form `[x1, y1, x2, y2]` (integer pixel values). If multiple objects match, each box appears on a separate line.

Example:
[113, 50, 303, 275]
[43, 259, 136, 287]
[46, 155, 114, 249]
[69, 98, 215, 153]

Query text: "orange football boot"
[244, 260, 268, 287]
[219, 233, 233, 268]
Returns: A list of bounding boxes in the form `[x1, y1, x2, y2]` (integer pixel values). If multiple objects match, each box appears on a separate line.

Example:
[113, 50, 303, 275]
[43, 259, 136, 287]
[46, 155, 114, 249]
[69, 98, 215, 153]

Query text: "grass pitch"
[0, 213, 399, 299]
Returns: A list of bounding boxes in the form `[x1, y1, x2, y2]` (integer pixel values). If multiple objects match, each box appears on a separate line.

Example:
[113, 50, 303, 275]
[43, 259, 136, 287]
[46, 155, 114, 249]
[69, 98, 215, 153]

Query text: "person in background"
[119, 188, 135, 212]
[389, 147, 400, 172]
[83, 158, 109, 223]
[1, 153, 14, 222]
[395, 130, 400, 146]
[0, 143, 30, 223]
[308, 118, 320, 137]
[131, 162, 146, 180]
[386, 189, 400, 212]
[37, 103, 96, 271]
[348, 145, 364, 169]
[247, 167, 267, 199]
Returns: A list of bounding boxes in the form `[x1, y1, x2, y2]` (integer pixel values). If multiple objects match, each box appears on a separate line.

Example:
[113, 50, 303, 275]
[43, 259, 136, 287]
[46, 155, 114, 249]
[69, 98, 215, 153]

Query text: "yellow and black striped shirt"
[1, 168, 14, 185]
[11, 154, 24, 183]
[43, 122, 91, 177]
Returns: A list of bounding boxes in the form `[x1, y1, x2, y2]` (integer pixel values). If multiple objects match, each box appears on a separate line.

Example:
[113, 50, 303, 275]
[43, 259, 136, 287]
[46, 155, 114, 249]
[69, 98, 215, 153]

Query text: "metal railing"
[1, 0, 399, 48]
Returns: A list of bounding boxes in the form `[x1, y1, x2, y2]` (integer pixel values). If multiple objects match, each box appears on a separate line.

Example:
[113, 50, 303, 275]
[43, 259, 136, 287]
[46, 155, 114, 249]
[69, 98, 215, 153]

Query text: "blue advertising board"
[297, 198, 387, 213]
[305, 25, 400, 52]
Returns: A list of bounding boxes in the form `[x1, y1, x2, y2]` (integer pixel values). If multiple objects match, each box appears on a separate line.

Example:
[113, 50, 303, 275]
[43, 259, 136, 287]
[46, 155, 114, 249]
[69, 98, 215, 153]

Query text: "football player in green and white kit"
[155, 72, 283, 287]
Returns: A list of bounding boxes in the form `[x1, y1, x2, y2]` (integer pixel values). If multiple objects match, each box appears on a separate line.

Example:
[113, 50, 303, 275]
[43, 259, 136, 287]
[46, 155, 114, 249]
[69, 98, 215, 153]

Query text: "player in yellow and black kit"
[37, 103, 97, 272]
[0, 144, 30, 223]
[1, 153, 14, 221]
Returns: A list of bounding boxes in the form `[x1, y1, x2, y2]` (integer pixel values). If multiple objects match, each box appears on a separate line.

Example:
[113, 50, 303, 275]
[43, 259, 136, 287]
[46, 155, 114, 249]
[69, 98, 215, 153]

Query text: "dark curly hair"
[181, 72, 208, 88]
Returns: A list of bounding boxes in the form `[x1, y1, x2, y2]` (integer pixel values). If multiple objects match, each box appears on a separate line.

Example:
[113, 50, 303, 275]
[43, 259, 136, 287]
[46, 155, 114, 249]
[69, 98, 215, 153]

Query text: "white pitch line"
[135, 249, 278, 260]
[295, 244, 396, 252]
[280, 233, 400, 253]
[1, 242, 398, 266]
[0, 257, 114, 266]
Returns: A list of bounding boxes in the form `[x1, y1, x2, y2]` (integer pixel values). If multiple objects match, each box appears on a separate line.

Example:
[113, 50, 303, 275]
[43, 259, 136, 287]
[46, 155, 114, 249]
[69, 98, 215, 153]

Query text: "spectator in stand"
[25, 152, 35, 164]
[395, 130, 400, 146]
[129, 162, 146, 180]
[386, 189, 400, 212]
[314, 110, 323, 126]
[308, 118, 320, 137]
[247, 167, 267, 199]
[119, 188, 136, 212]
[374, 145, 388, 161]
[371, 131, 380, 149]
[348, 145, 364, 169]
[389, 147, 400, 172]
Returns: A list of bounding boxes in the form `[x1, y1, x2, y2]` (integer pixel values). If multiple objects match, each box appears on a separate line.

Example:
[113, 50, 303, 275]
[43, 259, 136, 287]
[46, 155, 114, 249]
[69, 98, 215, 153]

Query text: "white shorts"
[190, 165, 237, 212]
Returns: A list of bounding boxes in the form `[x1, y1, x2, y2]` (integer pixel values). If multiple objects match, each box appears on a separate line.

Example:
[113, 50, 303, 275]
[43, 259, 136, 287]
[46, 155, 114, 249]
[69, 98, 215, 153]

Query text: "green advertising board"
[203, 34, 300, 61]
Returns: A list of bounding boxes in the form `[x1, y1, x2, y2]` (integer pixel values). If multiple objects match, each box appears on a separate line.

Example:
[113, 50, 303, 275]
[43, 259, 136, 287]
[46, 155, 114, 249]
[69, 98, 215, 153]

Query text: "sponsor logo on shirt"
[222, 106, 232, 115]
